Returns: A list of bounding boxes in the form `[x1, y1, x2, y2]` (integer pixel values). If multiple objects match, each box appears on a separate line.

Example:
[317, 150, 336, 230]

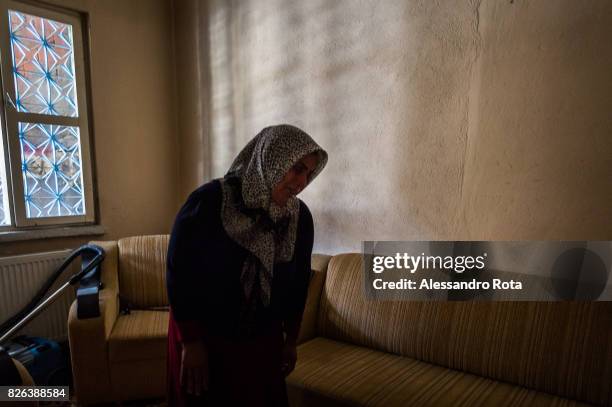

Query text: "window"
[0, 0, 94, 230]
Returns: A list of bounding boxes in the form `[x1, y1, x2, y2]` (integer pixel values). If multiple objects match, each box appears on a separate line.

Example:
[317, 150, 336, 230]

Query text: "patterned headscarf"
[219, 124, 328, 322]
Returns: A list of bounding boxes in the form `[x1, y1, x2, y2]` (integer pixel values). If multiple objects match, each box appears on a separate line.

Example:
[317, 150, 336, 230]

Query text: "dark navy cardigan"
[166, 179, 314, 341]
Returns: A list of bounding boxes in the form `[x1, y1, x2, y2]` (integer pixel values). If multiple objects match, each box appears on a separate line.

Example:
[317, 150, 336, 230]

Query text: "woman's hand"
[180, 341, 209, 396]
[281, 340, 298, 377]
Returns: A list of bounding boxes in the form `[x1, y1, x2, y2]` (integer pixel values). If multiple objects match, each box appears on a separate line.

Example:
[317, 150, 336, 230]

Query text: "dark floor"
[41, 399, 166, 407]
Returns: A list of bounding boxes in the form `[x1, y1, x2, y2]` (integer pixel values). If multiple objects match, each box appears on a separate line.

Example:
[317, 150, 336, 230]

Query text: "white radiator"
[0, 250, 77, 342]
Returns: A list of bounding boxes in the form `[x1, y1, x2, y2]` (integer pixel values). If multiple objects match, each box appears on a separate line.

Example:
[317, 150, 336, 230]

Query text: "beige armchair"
[68, 235, 170, 405]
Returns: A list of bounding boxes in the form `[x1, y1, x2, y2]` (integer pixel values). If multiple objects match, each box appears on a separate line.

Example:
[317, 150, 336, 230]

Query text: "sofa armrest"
[90, 240, 120, 296]
[297, 254, 331, 345]
[67, 240, 120, 404]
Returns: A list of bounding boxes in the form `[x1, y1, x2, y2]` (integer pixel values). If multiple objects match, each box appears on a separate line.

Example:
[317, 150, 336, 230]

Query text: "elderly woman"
[166, 125, 328, 406]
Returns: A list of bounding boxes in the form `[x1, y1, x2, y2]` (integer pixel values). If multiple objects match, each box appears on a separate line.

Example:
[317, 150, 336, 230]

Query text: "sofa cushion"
[109, 359, 166, 401]
[118, 235, 169, 308]
[288, 337, 592, 407]
[317, 254, 612, 406]
[298, 254, 332, 344]
[108, 310, 168, 362]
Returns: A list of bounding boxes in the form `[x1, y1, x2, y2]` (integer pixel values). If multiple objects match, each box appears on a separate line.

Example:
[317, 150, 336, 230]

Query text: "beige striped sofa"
[288, 253, 612, 406]
[68, 236, 170, 404]
[67, 236, 611, 406]
[65, 236, 333, 404]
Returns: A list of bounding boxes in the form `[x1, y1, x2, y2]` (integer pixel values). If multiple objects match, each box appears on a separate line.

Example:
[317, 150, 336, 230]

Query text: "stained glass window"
[18, 122, 84, 218]
[8, 10, 78, 117]
[0, 5, 93, 228]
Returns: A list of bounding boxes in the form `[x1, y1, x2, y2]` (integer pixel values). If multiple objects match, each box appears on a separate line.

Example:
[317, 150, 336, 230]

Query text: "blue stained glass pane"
[9, 10, 78, 117]
[18, 122, 85, 218]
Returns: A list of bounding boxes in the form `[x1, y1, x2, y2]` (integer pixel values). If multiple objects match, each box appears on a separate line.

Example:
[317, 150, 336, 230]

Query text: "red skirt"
[167, 313, 288, 407]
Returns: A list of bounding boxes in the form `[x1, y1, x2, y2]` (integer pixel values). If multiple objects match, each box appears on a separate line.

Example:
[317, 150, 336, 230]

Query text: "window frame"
[0, 0, 95, 229]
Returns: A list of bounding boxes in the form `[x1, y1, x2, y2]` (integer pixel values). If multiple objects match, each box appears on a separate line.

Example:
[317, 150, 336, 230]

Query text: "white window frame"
[0, 0, 95, 229]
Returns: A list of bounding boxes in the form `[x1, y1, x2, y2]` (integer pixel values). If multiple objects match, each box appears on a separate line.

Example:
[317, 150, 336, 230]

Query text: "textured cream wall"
[1, 0, 178, 255]
[201, 0, 612, 254]
[458, 1, 612, 241]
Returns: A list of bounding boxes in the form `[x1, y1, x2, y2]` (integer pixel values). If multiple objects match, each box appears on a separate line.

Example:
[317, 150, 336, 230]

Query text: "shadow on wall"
[201, 0, 612, 252]
[203, 0, 484, 254]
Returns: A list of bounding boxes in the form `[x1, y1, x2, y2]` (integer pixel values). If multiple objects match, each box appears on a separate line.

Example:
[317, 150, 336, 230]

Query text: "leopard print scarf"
[219, 125, 328, 322]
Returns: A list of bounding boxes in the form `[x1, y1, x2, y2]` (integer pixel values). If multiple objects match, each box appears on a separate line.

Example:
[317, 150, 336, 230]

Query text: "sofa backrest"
[298, 254, 332, 344]
[117, 235, 169, 308]
[317, 253, 612, 406]
[114, 233, 331, 313]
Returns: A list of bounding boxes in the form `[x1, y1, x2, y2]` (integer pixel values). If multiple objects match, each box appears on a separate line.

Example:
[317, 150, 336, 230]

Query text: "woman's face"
[271, 153, 319, 206]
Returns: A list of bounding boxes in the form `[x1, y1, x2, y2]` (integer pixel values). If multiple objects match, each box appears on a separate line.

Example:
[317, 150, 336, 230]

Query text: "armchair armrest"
[67, 240, 120, 404]
[297, 254, 331, 345]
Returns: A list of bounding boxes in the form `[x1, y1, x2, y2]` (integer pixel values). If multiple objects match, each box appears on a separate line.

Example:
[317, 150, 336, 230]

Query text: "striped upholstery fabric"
[317, 254, 612, 406]
[109, 310, 169, 362]
[298, 254, 332, 344]
[289, 337, 593, 407]
[118, 235, 170, 308]
[108, 310, 168, 401]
